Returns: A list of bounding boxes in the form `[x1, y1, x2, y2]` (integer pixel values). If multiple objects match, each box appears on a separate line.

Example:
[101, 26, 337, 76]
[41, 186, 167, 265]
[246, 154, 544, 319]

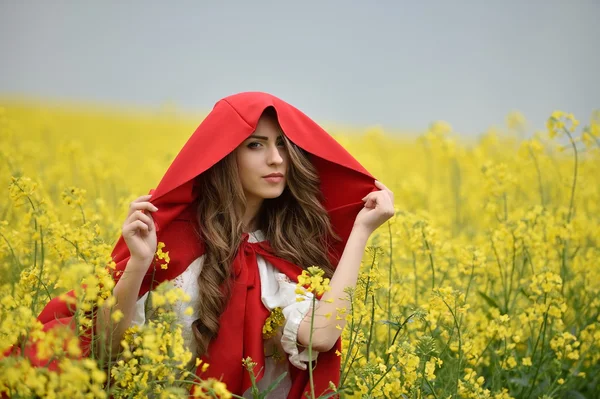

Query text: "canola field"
[0, 101, 599, 398]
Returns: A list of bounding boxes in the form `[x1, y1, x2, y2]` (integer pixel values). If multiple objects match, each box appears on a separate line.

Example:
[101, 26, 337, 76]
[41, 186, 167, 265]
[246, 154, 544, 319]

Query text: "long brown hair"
[191, 108, 340, 356]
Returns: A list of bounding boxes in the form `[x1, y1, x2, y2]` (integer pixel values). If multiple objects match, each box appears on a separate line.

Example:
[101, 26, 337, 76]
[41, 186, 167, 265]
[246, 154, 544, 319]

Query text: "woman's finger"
[130, 194, 152, 206]
[128, 201, 159, 218]
[374, 180, 389, 191]
[371, 191, 394, 214]
[374, 180, 394, 202]
[126, 210, 154, 231]
[365, 191, 384, 208]
[123, 220, 149, 237]
[364, 196, 376, 208]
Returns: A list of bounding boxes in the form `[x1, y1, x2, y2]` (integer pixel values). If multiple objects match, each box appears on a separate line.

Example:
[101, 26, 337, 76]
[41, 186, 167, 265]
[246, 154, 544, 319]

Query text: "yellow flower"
[262, 307, 285, 339]
[296, 266, 331, 299]
[156, 241, 170, 269]
[111, 309, 124, 323]
[4, 103, 600, 399]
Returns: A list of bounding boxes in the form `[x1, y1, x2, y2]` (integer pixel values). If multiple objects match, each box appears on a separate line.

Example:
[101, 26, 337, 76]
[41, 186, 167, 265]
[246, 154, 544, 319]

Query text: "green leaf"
[563, 390, 588, 399]
[316, 391, 341, 399]
[258, 371, 288, 399]
[380, 319, 401, 329]
[478, 291, 500, 309]
[509, 375, 532, 387]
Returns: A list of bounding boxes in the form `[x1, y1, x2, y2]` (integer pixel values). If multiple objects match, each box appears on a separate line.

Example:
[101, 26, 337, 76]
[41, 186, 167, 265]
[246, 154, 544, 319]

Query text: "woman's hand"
[122, 194, 159, 271]
[354, 180, 395, 234]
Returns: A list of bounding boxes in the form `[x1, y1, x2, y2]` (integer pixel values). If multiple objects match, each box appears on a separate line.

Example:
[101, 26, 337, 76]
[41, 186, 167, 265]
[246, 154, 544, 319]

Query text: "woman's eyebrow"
[247, 134, 283, 141]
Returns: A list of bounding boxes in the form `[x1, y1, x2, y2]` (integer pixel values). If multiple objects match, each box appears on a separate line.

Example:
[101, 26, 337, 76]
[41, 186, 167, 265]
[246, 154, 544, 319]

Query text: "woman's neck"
[242, 224, 257, 233]
[242, 197, 263, 233]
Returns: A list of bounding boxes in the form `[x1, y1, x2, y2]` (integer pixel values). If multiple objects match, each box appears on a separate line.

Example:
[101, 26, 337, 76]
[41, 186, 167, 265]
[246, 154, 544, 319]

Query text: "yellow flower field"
[0, 100, 598, 398]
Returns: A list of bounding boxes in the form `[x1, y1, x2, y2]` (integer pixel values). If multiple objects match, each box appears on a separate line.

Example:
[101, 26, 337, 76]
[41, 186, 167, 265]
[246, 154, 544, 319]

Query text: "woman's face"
[235, 113, 289, 203]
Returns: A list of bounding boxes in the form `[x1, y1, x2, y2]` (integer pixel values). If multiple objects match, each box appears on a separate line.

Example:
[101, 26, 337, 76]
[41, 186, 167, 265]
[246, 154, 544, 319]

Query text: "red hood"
[110, 91, 377, 295]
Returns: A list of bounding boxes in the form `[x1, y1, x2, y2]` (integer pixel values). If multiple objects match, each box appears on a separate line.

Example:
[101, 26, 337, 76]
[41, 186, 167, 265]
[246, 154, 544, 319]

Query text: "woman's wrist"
[351, 223, 373, 240]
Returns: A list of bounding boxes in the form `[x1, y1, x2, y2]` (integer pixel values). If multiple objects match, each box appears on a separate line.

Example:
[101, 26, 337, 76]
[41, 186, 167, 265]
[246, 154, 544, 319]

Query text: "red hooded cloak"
[21, 92, 377, 398]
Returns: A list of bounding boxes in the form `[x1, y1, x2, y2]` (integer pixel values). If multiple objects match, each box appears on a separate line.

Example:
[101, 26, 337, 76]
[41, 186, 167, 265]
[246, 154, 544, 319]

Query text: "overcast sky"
[1, 1, 598, 136]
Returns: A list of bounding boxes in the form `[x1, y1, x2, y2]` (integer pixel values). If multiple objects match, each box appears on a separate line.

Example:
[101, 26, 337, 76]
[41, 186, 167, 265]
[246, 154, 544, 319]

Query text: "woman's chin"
[265, 191, 285, 199]
[259, 188, 286, 199]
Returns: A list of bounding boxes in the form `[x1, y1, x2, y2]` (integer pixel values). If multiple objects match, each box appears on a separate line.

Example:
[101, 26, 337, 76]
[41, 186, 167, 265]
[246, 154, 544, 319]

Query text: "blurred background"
[1, 0, 598, 136]
[2, 4, 600, 397]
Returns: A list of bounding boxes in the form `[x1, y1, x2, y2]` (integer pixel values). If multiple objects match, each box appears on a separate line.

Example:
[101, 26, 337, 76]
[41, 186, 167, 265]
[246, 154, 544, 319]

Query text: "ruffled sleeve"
[131, 291, 149, 327]
[128, 256, 205, 356]
[280, 288, 319, 370]
[257, 256, 320, 370]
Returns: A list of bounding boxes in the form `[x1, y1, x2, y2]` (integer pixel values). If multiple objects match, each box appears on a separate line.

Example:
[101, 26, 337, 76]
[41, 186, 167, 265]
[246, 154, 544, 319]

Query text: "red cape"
[30, 92, 377, 397]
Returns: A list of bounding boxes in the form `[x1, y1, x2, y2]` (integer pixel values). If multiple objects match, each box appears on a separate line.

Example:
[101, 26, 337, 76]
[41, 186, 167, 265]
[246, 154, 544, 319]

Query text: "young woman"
[46, 92, 395, 398]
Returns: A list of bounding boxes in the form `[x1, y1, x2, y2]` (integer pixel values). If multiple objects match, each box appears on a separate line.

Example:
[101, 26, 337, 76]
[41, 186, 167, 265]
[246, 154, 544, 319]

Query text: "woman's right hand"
[122, 194, 159, 272]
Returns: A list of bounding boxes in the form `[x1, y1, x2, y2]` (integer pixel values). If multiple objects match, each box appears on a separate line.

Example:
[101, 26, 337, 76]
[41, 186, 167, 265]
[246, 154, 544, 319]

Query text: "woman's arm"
[94, 259, 148, 361]
[297, 224, 371, 352]
[94, 195, 158, 361]
[297, 180, 395, 352]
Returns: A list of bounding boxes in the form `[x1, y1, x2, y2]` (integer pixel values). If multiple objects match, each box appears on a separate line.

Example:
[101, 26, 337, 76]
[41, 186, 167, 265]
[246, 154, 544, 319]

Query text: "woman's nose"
[267, 145, 284, 164]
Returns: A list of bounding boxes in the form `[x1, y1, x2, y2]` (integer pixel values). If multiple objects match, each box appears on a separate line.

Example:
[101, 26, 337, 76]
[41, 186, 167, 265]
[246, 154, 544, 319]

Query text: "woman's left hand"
[354, 180, 395, 234]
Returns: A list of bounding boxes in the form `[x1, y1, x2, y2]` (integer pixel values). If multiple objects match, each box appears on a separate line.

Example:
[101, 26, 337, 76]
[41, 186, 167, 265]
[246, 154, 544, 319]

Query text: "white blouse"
[131, 229, 319, 398]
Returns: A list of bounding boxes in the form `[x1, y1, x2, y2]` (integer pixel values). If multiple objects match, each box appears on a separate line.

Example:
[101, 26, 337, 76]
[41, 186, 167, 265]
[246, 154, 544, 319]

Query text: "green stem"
[365, 293, 375, 360]
[561, 127, 578, 297]
[503, 192, 508, 222]
[422, 231, 435, 290]
[308, 295, 317, 399]
[464, 254, 476, 302]
[367, 359, 402, 395]
[403, 220, 419, 306]
[362, 250, 377, 360]
[507, 233, 517, 313]
[21, 222, 44, 355]
[522, 303, 551, 399]
[424, 375, 440, 399]
[562, 127, 579, 224]
[452, 157, 462, 235]
[413, 251, 418, 306]
[78, 203, 87, 224]
[527, 146, 545, 207]
[383, 312, 419, 364]
[152, 378, 244, 398]
[440, 296, 462, 399]
[490, 239, 507, 314]
[339, 292, 358, 387]
[387, 221, 393, 348]
[471, 331, 498, 367]
[0, 230, 23, 276]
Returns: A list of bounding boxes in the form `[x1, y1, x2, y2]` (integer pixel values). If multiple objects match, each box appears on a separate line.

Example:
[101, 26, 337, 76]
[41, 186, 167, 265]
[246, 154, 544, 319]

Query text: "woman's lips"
[263, 176, 284, 183]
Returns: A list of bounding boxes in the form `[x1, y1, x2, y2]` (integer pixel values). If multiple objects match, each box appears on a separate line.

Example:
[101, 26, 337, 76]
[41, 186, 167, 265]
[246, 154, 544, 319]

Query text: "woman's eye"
[247, 142, 262, 149]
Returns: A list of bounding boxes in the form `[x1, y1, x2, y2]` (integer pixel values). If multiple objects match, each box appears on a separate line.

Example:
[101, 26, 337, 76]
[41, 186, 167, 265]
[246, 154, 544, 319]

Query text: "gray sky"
[1, 1, 599, 136]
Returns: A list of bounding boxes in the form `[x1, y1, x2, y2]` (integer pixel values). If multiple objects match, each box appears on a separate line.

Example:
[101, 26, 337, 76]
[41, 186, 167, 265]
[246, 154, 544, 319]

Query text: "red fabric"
[8, 92, 377, 398]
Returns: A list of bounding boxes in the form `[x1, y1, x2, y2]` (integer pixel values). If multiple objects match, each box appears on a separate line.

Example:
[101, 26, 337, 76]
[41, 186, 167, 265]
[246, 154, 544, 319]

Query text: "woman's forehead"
[255, 115, 285, 137]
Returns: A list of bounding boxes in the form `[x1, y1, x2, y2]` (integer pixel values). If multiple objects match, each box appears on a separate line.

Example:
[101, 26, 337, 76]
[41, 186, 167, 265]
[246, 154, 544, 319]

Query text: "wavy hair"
[191, 107, 340, 356]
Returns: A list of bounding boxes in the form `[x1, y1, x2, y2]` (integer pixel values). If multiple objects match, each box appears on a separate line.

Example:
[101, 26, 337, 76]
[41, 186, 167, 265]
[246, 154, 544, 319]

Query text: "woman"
[42, 92, 395, 398]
